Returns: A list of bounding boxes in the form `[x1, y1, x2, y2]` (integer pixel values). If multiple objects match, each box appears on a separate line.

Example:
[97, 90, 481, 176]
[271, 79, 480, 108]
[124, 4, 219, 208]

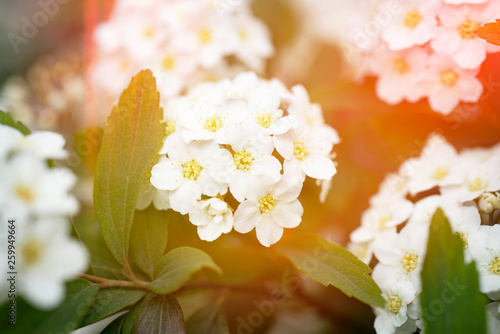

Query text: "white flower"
[370, 173, 409, 206]
[150, 134, 231, 214]
[381, 0, 441, 51]
[136, 176, 170, 211]
[15, 218, 87, 310]
[224, 124, 282, 202]
[234, 173, 304, 247]
[431, 2, 494, 69]
[189, 198, 233, 241]
[404, 134, 467, 195]
[231, 14, 274, 72]
[372, 265, 418, 334]
[441, 149, 500, 201]
[0, 154, 79, 220]
[487, 302, 500, 334]
[0, 124, 67, 160]
[468, 225, 500, 294]
[368, 46, 428, 105]
[347, 241, 374, 264]
[274, 126, 336, 181]
[351, 199, 413, 244]
[373, 223, 429, 289]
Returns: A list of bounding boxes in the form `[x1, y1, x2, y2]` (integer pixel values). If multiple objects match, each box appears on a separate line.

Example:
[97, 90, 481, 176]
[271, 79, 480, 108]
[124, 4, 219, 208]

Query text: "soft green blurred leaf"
[130, 207, 169, 279]
[0, 279, 99, 334]
[421, 209, 487, 334]
[275, 235, 385, 307]
[0, 110, 30, 134]
[186, 300, 229, 334]
[94, 69, 164, 265]
[131, 294, 186, 334]
[80, 288, 145, 327]
[148, 247, 222, 295]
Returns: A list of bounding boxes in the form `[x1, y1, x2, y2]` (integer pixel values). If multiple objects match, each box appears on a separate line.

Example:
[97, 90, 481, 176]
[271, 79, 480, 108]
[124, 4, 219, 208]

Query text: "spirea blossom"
[92, 0, 274, 107]
[349, 133, 500, 333]
[146, 72, 340, 246]
[0, 123, 87, 310]
[341, 0, 500, 115]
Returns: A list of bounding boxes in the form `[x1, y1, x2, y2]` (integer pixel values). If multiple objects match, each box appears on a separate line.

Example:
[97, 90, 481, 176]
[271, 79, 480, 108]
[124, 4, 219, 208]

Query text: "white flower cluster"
[138, 72, 340, 247]
[0, 124, 87, 310]
[92, 0, 273, 102]
[343, 0, 500, 115]
[349, 134, 500, 333]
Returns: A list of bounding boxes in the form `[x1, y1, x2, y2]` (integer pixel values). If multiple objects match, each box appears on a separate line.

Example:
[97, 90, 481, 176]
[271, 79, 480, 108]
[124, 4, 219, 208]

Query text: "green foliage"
[275, 234, 385, 308]
[420, 209, 487, 334]
[186, 300, 229, 334]
[94, 69, 164, 265]
[130, 207, 169, 279]
[148, 247, 222, 295]
[80, 288, 145, 327]
[0, 110, 30, 134]
[121, 293, 156, 334]
[131, 294, 186, 334]
[0, 279, 99, 334]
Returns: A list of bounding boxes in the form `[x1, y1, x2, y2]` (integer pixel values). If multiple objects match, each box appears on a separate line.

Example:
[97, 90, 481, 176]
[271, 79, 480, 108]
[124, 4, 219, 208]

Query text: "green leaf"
[420, 208, 487, 334]
[80, 288, 145, 327]
[101, 315, 125, 334]
[0, 110, 30, 134]
[274, 235, 385, 308]
[186, 301, 229, 334]
[148, 247, 222, 295]
[121, 293, 155, 334]
[94, 69, 164, 265]
[0, 279, 100, 334]
[130, 207, 169, 279]
[131, 294, 186, 334]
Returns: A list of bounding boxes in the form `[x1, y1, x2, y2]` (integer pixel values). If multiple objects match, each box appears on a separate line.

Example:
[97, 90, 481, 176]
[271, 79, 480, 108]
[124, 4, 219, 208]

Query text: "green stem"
[79, 273, 148, 289]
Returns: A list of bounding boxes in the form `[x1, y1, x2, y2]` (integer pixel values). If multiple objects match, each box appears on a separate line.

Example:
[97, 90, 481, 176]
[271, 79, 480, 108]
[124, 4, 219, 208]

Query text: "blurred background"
[1, 0, 500, 332]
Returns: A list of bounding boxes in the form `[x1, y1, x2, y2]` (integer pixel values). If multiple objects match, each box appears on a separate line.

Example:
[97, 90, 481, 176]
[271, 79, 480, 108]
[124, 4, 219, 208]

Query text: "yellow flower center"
[458, 20, 479, 39]
[404, 10, 422, 29]
[256, 113, 273, 128]
[455, 231, 468, 249]
[401, 252, 418, 272]
[198, 28, 212, 44]
[144, 27, 155, 38]
[393, 58, 410, 74]
[469, 177, 488, 192]
[162, 56, 175, 70]
[15, 185, 35, 202]
[205, 116, 223, 132]
[239, 27, 248, 40]
[165, 121, 175, 137]
[182, 160, 203, 180]
[233, 150, 254, 171]
[387, 296, 402, 314]
[432, 166, 449, 180]
[440, 69, 460, 87]
[489, 258, 500, 275]
[22, 240, 42, 266]
[293, 143, 308, 161]
[378, 214, 392, 230]
[258, 194, 277, 213]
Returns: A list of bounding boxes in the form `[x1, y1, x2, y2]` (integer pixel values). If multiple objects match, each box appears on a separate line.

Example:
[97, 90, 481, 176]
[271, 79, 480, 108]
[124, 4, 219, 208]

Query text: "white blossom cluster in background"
[348, 134, 500, 334]
[0, 124, 87, 310]
[92, 0, 274, 105]
[137, 72, 340, 247]
[301, 0, 500, 115]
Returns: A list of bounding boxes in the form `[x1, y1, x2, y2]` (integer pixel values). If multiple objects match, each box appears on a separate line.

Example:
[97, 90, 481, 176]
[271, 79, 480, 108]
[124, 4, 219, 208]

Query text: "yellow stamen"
[387, 296, 402, 314]
[233, 150, 254, 171]
[293, 143, 308, 161]
[256, 114, 273, 128]
[458, 20, 479, 39]
[15, 185, 35, 202]
[440, 69, 459, 87]
[393, 58, 410, 74]
[182, 160, 203, 180]
[404, 10, 422, 29]
[401, 252, 418, 272]
[258, 194, 277, 213]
